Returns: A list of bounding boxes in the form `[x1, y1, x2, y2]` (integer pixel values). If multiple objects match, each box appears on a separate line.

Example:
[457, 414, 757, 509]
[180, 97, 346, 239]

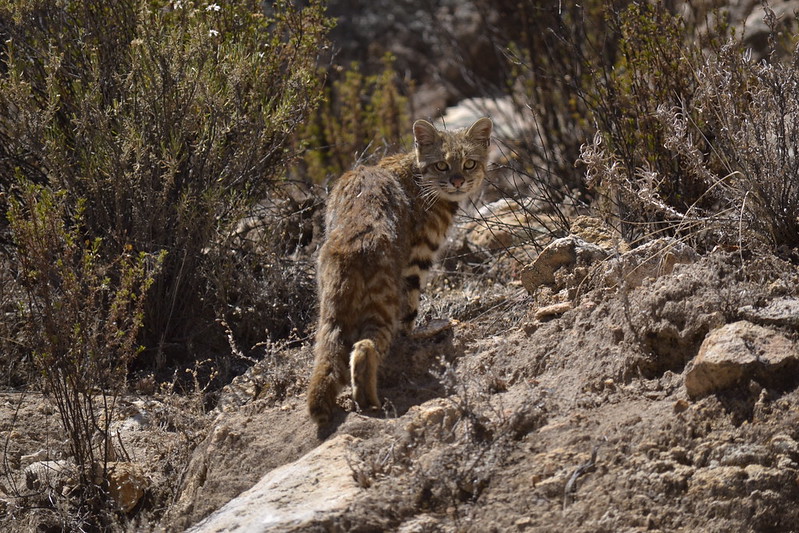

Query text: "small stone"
[569, 215, 627, 250]
[689, 466, 747, 497]
[404, 399, 460, 442]
[515, 516, 533, 527]
[534, 301, 573, 321]
[24, 460, 74, 492]
[739, 297, 799, 329]
[520, 236, 608, 294]
[106, 462, 148, 514]
[673, 399, 690, 414]
[20, 449, 49, 467]
[602, 238, 698, 289]
[770, 434, 799, 459]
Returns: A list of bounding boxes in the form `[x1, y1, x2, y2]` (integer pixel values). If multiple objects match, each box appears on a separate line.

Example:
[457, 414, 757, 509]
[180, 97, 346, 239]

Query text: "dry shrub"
[8, 183, 163, 526]
[294, 54, 412, 184]
[667, 30, 799, 249]
[0, 0, 332, 368]
[580, 3, 799, 254]
[0, 1, 331, 526]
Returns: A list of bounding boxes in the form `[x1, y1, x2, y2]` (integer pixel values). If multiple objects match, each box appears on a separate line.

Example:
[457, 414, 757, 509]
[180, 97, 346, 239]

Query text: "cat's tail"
[307, 320, 346, 425]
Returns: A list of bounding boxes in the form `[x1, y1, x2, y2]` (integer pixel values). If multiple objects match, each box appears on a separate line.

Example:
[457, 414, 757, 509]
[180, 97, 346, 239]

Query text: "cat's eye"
[463, 159, 477, 170]
[434, 161, 449, 172]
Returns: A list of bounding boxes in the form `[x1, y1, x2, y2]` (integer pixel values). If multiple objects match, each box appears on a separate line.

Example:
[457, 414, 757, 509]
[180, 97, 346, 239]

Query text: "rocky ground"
[2, 2, 799, 531]
[2, 209, 798, 532]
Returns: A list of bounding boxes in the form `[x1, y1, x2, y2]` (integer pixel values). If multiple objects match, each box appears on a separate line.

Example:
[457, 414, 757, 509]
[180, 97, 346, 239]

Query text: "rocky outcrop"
[685, 321, 799, 399]
[187, 434, 362, 533]
[520, 232, 697, 296]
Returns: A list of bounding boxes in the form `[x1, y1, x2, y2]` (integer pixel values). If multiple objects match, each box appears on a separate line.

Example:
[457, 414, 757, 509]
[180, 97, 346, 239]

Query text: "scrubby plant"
[580, 2, 799, 253]
[0, 0, 330, 525]
[8, 183, 163, 525]
[295, 54, 411, 184]
[0, 0, 331, 368]
[664, 23, 799, 250]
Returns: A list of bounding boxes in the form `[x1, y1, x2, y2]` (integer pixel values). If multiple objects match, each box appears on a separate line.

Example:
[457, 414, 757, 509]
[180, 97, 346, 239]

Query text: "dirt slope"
[2, 237, 798, 532]
[176, 247, 799, 532]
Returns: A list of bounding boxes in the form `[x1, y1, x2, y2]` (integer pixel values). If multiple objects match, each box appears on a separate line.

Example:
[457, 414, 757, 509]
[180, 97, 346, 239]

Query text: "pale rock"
[20, 449, 49, 467]
[602, 238, 698, 289]
[569, 215, 627, 251]
[770, 434, 799, 460]
[520, 236, 608, 293]
[739, 297, 799, 329]
[534, 301, 573, 321]
[24, 460, 75, 493]
[106, 461, 148, 514]
[689, 465, 747, 497]
[404, 398, 460, 443]
[520, 234, 697, 296]
[466, 198, 557, 251]
[684, 321, 799, 399]
[440, 96, 521, 138]
[188, 434, 362, 533]
[397, 514, 446, 533]
[744, 1, 799, 59]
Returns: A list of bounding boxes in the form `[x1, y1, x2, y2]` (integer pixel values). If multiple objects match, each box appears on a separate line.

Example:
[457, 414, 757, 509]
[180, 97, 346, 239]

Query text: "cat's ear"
[413, 120, 439, 146]
[466, 117, 493, 147]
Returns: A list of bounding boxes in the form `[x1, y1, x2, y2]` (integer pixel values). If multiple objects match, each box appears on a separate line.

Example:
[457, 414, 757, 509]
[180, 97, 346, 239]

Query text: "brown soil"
[2, 245, 798, 532]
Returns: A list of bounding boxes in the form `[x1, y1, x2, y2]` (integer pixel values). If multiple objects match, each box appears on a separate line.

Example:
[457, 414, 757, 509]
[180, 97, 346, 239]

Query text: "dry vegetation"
[0, 1, 798, 531]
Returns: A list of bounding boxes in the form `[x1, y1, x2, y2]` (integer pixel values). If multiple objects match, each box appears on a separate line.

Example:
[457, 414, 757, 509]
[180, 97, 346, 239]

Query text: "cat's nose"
[450, 175, 465, 189]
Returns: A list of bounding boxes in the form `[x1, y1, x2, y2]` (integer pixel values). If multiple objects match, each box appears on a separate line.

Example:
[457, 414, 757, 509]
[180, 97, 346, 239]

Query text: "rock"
[689, 466, 748, 497]
[520, 236, 608, 294]
[534, 302, 573, 321]
[106, 462, 148, 514]
[187, 435, 363, 533]
[171, 403, 318, 529]
[684, 321, 799, 399]
[569, 215, 627, 251]
[411, 318, 456, 340]
[602, 238, 699, 289]
[24, 460, 75, 493]
[404, 398, 460, 443]
[20, 449, 49, 467]
[441, 96, 520, 138]
[743, 1, 799, 59]
[466, 198, 557, 251]
[739, 297, 799, 329]
[769, 434, 799, 460]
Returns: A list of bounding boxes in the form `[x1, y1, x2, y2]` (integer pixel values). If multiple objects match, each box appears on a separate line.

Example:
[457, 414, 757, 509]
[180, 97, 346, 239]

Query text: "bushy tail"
[307, 362, 339, 425]
[307, 320, 346, 425]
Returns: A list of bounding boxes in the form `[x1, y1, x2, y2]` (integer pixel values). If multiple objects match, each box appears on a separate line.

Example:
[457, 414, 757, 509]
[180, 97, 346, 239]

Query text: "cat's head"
[413, 117, 493, 203]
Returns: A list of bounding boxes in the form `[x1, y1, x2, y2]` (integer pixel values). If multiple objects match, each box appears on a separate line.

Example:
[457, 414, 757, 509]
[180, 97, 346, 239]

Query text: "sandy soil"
[4, 241, 798, 532]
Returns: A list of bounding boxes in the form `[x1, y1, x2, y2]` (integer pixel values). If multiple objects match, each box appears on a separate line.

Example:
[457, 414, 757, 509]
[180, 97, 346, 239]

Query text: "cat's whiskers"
[418, 184, 441, 211]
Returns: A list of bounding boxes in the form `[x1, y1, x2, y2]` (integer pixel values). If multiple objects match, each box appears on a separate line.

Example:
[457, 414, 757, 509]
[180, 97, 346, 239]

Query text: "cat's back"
[322, 154, 415, 258]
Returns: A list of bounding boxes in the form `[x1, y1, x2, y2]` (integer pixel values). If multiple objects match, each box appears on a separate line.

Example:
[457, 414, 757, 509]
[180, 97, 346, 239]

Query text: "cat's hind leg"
[350, 339, 380, 410]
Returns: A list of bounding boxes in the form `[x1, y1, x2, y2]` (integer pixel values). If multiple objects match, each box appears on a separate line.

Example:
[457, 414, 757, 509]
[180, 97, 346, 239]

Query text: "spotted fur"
[307, 118, 493, 424]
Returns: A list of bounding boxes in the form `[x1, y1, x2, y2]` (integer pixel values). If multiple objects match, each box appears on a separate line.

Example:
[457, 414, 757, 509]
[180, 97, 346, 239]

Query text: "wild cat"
[307, 117, 493, 424]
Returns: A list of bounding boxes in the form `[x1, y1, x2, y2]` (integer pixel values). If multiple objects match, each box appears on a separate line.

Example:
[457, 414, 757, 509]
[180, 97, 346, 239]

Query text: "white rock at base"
[187, 434, 362, 533]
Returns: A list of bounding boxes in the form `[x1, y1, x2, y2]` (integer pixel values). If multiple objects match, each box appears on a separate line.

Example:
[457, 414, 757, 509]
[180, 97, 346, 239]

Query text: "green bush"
[0, 0, 331, 365]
